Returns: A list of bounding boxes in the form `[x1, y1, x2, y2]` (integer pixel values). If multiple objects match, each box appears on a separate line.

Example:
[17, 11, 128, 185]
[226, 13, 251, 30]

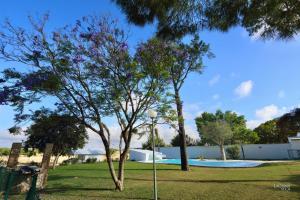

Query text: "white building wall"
[242, 144, 290, 160]
[158, 143, 295, 160]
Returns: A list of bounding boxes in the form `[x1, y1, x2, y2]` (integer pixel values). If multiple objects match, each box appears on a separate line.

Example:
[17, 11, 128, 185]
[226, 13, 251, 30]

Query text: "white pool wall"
[157, 143, 294, 160]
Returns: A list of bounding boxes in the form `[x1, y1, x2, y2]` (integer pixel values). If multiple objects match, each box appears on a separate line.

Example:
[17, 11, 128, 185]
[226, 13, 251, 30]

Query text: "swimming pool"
[154, 159, 263, 168]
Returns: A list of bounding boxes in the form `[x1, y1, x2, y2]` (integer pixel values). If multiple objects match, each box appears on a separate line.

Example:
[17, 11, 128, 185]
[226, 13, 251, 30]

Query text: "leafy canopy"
[170, 134, 199, 147]
[199, 120, 233, 146]
[195, 110, 258, 145]
[142, 128, 167, 150]
[114, 0, 300, 40]
[24, 112, 88, 156]
[254, 119, 280, 144]
[0, 15, 172, 190]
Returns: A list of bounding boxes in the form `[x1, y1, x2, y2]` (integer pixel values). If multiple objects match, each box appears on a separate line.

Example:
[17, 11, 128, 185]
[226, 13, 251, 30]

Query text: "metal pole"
[151, 118, 158, 200]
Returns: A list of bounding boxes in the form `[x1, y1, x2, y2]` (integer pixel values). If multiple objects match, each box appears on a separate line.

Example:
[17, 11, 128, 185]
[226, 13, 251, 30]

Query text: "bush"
[61, 157, 80, 165]
[226, 145, 240, 159]
[0, 158, 4, 166]
[197, 155, 205, 160]
[86, 158, 97, 163]
[29, 161, 39, 166]
[109, 148, 118, 155]
[0, 148, 10, 156]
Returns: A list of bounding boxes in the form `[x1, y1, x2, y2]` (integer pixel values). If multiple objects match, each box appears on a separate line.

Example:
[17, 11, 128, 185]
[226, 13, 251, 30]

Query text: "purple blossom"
[126, 73, 132, 79]
[90, 47, 99, 57]
[120, 42, 128, 51]
[78, 45, 84, 50]
[90, 33, 98, 42]
[73, 55, 84, 64]
[79, 33, 92, 40]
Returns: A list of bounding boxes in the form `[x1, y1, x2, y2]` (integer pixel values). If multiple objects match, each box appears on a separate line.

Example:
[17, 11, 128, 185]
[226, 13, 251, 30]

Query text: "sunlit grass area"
[12, 161, 300, 200]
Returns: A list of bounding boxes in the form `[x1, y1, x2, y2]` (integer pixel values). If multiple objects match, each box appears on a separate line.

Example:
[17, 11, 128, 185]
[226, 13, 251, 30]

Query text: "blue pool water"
[155, 159, 263, 168]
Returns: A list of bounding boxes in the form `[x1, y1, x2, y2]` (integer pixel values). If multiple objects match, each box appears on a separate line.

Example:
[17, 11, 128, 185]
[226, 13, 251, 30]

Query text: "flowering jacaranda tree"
[0, 15, 169, 191]
[136, 36, 213, 171]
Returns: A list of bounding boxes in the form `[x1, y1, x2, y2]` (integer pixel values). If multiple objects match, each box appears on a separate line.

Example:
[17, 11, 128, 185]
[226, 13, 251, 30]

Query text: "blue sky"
[1, 0, 300, 151]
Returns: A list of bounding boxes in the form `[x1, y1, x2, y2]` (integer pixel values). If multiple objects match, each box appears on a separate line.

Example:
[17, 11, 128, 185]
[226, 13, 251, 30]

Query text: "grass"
[12, 161, 300, 200]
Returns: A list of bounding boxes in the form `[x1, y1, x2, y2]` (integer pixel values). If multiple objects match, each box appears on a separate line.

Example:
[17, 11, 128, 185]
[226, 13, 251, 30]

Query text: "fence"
[157, 143, 298, 160]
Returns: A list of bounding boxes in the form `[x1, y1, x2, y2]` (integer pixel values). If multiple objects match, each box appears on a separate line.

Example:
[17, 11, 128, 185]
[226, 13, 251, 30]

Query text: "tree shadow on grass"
[58, 168, 179, 172]
[48, 175, 101, 181]
[283, 174, 300, 194]
[124, 177, 300, 184]
[41, 185, 151, 200]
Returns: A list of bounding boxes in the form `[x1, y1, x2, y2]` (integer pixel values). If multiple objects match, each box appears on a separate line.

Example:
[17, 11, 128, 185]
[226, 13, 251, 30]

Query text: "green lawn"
[14, 161, 300, 200]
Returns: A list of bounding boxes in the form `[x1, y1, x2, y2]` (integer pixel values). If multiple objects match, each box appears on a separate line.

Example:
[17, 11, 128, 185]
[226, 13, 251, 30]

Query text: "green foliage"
[62, 158, 80, 165]
[137, 35, 211, 170]
[85, 158, 97, 163]
[170, 134, 199, 147]
[199, 120, 233, 146]
[254, 109, 300, 144]
[24, 112, 88, 156]
[0, 15, 173, 190]
[115, 0, 300, 40]
[113, 0, 201, 40]
[0, 159, 4, 166]
[142, 128, 166, 150]
[240, 0, 300, 39]
[109, 148, 118, 155]
[254, 119, 280, 144]
[197, 155, 205, 160]
[29, 161, 39, 166]
[0, 148, 10, 156]
[226, 145, 240, 159]
[277, 108, 300, 142]
[195, 110, 257, 145]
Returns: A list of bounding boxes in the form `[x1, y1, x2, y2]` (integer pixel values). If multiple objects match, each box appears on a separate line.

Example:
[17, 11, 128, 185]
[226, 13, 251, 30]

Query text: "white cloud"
[246, 120, 262, 130]
[212, 94, 220, 100]
[278, 90, 285, 98]
[183, 103, 203, 120]
[0, 129, 26, 148]
[208, 74, 220, 86]
[255, 104, 286, 121]
[246, 104, 291, 129]
[234, 80, 253, 98]
[241, 25, 269, 41]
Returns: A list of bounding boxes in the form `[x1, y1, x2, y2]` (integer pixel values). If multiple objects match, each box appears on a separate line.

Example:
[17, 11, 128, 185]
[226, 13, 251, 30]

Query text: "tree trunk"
[103, 134, 131, 191]
[241, 144, 245, 160]
[117, 152, 127, 191]
[105, 149, 123, 191]
[174, 89, 189, 171]
[52, 154, 60, 169]
[220, 144, 226, 161]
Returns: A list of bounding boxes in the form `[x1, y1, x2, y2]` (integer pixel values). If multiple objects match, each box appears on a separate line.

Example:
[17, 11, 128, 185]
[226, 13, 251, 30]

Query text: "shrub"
[109, 148, 118, 155]
[197, 155, 205, 160]
[61, 157, 80, 165]
[0, 158, 4, 166]
[30, 161, 39, 166]
[226, 145, 240, 159]
[0, 148, 10, 156]
[86, 157, 97, 163]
